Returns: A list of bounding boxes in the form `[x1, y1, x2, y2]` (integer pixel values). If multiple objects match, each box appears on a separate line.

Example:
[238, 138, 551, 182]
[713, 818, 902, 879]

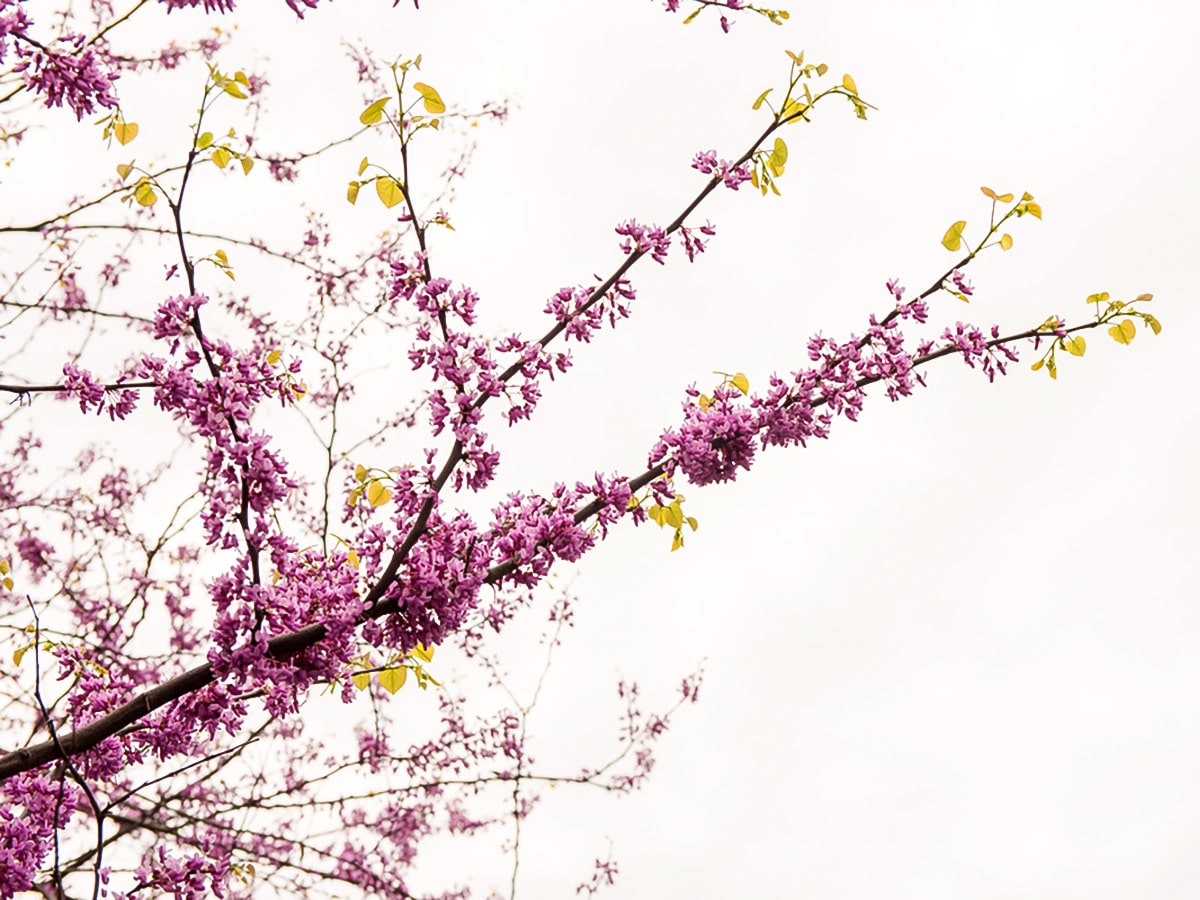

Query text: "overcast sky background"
[8, 0, 1200, 896]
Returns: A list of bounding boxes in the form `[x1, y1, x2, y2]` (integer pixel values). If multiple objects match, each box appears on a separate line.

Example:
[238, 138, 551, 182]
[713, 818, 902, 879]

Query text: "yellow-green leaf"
[999, 233, 1013, 251]
[234, 71, 249, 86]
[412, 643, 434, 663]
[731, 372, 750, 394]
[1086, 291, 1110, 306]
[267, 349, 282, 365]
[842, 73, 858, 95]
[1031, 359, 1044, 372]
[13, 644, 27, 666]
[671, 530, 684, 552]
[663, 505, 683, 529]
[215, 249, 228, 264]
[360, 97, 390, 126]
[1144, 313, 1162, 335]
[367, 480, 392, 507]
[240, 156, 254, 175]
[375, 176, 405, 209]
[347, 548, 360, 568]
[1063, 335, 1086, 357]
[351, 671, 371, 690]
[752, 88, 773, 110]
[816, 63, 828, 76]
[769, 137, 787, 169]
[996, 192, 1014, 203]
[1108, 319, 1136, 345]
[197, 131, 214, 150]
[981, 186, 997, 200]
[113, 121, 138, 145]
[354, 464, 369, 482]
[1024, 201, 1043, 219]
[212, 146, 231, 169]
[347, 181, 360, 205]
[413, 82, 446, 114]
[378, 666, 407, 694]
[134, 180, 157, 206]
[781, 99, 808, 121]
[357, 156, 369, 176]
[941, 220, 967, 251]
[1135, 292, 1154, 303]
[116, 162, 133, 181]
[221, 80, 247, 100]
[686, 517, 699, 531]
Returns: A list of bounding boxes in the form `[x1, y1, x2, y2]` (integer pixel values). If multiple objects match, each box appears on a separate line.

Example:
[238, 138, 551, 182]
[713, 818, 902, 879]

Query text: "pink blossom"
[691, 149, 753, 190]
[61, 363, 105, 414]
[0, 2, 31, 65]
[15, 37, 119, 120]
[653, 386, 757, 485]
[0, 773, 84, 898]
[945, 267, 974, 297]
[159, 0, 236, 11]
[615, 219, 671, 264]
[679, 221, 716, 261]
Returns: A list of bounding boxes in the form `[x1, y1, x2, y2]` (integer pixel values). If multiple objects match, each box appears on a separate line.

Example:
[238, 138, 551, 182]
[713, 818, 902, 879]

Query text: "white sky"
[7, 0, 1200, 897]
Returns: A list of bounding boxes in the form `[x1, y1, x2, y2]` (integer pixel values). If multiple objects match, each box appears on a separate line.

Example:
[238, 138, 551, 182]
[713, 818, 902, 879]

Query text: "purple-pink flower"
[691, 149, 752, 190]
[0, 1, 31, 64]
[15, 37, 119, 120]
[615, 219, 671, 264]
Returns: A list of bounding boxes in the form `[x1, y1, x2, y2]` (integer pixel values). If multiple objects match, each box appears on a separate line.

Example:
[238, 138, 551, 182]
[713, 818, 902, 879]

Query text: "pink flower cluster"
[139, 326, 300, 547]
[940, 322, 1019, 382]
[0, 0, 30, 64]
[654, 385, 758, 486]
[487, 475, 631, 590]
[126, 843, 230, 900]
[692, 150, 753, 190]
[0, 773, 84, 899]
[159, 0, 238, 11]
[650, 283, 1011, 486]
[944, 268, 974, 298]
[14, 36, 119, 120]
[400, 271, 505, 492]
[61, 363, 139, 420]
[151, 292, 205, 347]
[616, 219, 671, 264]
[679, 221, 717, 262]
[544, 279, 635, 344]
[491, 332, 571, 425]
